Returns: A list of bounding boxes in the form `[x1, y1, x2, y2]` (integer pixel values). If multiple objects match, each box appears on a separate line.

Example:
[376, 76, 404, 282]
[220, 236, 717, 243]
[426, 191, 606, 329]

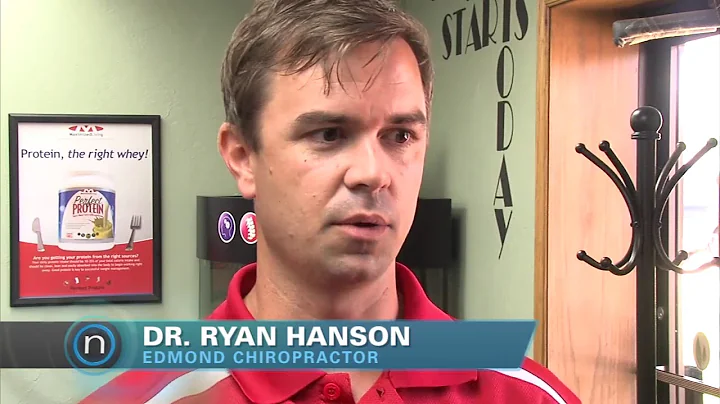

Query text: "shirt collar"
[208, 263, 477, 404]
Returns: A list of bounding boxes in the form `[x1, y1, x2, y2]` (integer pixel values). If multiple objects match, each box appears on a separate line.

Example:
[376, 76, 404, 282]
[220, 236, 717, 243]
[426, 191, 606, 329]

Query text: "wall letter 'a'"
[494, 155, 513, 258]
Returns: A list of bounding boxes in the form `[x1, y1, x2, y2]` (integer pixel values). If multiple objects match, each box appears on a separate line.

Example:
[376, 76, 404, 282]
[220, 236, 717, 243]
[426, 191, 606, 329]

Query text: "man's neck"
[242, 252, 401, 402]
[243, 255, 400, 321]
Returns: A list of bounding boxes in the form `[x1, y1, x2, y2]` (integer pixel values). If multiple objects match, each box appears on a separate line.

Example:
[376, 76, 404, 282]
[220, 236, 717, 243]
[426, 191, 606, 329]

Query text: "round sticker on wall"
[217, 211, 236, 244]
[239, 212, 258, 244]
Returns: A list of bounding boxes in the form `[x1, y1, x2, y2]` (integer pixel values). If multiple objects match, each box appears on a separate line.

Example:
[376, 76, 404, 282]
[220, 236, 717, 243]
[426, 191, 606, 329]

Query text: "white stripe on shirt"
[145, 370, 231, 404]
[494, 369, 568, 404]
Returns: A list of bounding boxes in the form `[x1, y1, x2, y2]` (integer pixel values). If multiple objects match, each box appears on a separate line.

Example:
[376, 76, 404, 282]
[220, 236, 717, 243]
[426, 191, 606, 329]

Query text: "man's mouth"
[336, 213, 390, 228]
[352, 222, 379, 228]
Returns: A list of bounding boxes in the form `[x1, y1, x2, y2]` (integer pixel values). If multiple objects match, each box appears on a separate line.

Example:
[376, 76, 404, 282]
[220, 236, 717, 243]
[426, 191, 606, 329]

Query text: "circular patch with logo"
[693, 332, 711, 371]
[239, 212, 258, 244]
[217, 211, 236, 244]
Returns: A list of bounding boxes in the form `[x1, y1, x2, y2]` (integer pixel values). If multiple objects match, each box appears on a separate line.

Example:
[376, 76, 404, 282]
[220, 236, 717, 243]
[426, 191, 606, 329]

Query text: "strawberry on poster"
[16, 122, 154, 298]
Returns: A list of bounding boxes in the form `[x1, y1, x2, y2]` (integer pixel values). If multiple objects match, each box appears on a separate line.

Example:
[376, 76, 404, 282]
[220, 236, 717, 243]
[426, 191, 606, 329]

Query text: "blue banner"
[62, 320, 536, 371]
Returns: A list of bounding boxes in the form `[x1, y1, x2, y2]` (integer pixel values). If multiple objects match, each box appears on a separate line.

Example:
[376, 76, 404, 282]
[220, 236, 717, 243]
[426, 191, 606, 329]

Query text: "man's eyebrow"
[389, 109, 427, 126]
[292, 109, 427, 127]
[294, 111, 354, 126]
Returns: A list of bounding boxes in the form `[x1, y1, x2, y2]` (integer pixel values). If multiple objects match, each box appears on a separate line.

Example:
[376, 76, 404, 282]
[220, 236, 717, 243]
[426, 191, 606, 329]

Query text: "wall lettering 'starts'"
[440, 0, 528, 60]
[438, 0, 529, 259]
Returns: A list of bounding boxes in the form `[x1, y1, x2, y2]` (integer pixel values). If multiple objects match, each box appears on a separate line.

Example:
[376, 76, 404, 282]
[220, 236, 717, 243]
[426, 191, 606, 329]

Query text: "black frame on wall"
[8, 114, 163, 307]
[638, 34, 678, 404]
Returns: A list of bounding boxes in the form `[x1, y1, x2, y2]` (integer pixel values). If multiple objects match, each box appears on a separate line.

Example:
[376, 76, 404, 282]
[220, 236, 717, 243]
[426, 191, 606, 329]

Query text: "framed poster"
[8, 114, 162, 307]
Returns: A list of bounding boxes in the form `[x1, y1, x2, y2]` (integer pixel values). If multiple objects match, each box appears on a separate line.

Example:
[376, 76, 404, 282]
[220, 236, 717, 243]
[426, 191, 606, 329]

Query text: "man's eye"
[318, 128, 342, 142]
[392, 130, 412, 143]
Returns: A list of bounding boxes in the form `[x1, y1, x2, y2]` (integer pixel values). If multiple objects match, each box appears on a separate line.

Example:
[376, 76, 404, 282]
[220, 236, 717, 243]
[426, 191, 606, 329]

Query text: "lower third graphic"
[64, 322, 122, 370]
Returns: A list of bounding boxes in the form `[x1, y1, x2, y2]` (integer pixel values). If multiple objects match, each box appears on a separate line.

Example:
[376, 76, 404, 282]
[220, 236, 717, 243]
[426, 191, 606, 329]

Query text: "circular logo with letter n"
[64, 322, 122, 373]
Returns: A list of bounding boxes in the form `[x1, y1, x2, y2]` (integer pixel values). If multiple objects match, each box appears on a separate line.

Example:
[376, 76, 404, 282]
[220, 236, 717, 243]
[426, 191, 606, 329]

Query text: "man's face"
[223, 38, 428, 286]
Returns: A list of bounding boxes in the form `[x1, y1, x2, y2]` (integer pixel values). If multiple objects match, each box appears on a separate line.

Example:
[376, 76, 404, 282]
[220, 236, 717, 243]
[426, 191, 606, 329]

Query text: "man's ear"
[218, 122, 256, 199]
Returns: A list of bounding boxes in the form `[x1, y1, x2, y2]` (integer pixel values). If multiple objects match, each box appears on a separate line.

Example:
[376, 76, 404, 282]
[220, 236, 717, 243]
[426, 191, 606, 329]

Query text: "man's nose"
[343, 138, 391, 192]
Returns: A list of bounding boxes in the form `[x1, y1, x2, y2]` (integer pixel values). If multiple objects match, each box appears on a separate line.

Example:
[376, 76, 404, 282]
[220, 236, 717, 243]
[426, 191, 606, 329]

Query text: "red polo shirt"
[80, 263, 581, 404]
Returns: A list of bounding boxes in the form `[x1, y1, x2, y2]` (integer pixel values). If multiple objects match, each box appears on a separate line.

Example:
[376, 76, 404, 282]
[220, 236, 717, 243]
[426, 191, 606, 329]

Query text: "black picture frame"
[8, 114, 162, 307]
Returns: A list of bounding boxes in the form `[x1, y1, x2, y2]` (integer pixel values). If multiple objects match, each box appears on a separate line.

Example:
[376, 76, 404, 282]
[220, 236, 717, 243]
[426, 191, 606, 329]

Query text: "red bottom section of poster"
[18, 240, 154, 298]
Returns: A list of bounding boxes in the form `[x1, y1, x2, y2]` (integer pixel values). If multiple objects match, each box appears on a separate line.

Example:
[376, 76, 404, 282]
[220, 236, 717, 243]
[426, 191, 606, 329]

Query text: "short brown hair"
[220, 0, 434, 150]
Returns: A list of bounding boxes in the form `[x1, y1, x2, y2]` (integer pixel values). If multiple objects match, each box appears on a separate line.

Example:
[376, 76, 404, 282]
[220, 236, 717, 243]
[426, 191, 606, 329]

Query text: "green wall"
[0, 0, 250, 402]
[405, 0, 539, 321]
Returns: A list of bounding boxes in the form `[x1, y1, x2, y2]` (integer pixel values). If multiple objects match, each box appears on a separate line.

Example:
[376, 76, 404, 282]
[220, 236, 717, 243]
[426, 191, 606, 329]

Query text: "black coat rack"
[574, 106, 719, 404]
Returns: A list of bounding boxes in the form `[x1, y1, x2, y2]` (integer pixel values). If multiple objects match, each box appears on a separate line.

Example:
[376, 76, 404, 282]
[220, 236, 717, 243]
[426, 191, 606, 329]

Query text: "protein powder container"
[58, 171, 116, 251]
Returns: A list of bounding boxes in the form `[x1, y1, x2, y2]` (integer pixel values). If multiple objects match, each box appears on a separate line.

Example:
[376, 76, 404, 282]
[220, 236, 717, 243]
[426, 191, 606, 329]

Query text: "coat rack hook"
[653, 137, 719, 274]
[576, 106, 719, 276]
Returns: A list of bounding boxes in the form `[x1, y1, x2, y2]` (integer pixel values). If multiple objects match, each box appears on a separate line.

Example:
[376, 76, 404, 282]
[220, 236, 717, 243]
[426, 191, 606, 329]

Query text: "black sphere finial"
[630, 106, 663, 133]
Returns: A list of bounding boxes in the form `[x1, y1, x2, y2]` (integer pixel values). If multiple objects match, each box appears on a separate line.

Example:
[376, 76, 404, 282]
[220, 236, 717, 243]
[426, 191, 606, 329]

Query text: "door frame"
[533, 0, 551, 366]
[533, 1, 658, 402]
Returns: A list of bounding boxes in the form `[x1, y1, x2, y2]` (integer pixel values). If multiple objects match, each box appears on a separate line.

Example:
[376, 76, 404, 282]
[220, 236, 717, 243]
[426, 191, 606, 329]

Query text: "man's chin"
[316, 254, 395, 285]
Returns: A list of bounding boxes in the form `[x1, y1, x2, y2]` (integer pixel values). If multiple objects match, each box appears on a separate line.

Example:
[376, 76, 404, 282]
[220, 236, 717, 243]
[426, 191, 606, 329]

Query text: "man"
[82, 0, 581, 402]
